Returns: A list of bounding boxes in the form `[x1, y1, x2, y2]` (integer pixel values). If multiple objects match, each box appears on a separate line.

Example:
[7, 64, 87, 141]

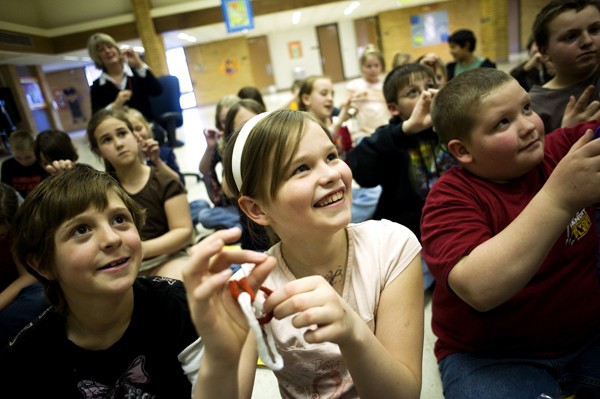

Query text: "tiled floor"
[71, 83, 444, 398]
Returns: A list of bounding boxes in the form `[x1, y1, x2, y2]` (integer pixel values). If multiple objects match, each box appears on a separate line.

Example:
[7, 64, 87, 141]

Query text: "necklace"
[323, 266, 344, 286]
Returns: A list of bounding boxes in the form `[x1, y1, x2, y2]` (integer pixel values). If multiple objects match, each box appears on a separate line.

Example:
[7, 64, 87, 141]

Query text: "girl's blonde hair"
[222, 109, 333, 244]
[360, 45, 385, 72]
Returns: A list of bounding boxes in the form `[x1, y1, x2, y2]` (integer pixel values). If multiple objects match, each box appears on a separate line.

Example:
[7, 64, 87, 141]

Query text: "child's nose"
[99, 225, 122, 248]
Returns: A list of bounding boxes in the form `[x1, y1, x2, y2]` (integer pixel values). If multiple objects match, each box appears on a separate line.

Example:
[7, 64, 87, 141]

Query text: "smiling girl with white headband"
[184, 109, 425, 399]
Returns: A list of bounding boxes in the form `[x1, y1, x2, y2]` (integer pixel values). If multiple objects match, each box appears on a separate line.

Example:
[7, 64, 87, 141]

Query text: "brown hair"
[87, 108, 136, 174]
[431, 68, 513, 146]
[533, 0, 600, 51]
[12, 164, 145, 315]
[34, 129, 79, 165]
[222, 109, 332, 244]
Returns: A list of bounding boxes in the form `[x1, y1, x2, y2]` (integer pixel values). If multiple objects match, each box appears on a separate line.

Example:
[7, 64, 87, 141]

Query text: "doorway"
[316, 23, 345, 83]
[247, 35, 275, 90]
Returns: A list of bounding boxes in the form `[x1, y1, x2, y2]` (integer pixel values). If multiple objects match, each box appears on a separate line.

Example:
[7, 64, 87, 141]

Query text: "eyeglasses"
[399, 83, 438, 99]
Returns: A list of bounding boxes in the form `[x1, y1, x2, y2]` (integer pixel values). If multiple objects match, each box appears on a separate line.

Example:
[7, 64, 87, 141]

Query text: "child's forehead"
[548, 4, 600, 32]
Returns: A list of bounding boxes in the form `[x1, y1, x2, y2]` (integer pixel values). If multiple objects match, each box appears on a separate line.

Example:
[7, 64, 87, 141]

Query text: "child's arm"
[135, 131, 181, 182]
[141, 193, 193, 258]
[264, 256, 424, 399]
[401, 88, 438, 134]
[447, 129, 600, 311]
[561, 85, 600, 128]
[181, 228, 275, 399]
[0, 262, 37, 311]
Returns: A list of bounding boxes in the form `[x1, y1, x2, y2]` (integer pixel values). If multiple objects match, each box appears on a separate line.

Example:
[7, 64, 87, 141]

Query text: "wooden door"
[354, 16, 381, 58]
[316, 23, 345, 82]
[247, 35, 275, 90]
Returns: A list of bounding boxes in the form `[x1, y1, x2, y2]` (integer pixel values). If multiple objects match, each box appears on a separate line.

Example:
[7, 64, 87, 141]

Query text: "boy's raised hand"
[545, 128, 600, 213]
[561, 85, 600, 128]
[402, 88, 438, 134]
[182, 228, 276, 363]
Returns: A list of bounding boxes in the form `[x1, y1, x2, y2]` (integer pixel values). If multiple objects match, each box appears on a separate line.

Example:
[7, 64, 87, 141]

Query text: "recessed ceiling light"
[292, 11, 301, 25]
[344, 1, 360, 15]
[177, 32, 198, 43]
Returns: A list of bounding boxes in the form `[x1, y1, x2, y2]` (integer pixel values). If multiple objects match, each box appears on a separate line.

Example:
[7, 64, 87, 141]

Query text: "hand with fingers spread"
[561, 85, 600, 128]
[264, 275, 362, 347]
[182, 228, 276, 362]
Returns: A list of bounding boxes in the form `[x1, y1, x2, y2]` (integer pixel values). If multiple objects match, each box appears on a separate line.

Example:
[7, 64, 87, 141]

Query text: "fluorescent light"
[344, 1, 360, 15]
[292, 11, 301, 25]
[63, 56, 80, 61]
[133, 46, 145, 53]
[177, 32, 197, 43]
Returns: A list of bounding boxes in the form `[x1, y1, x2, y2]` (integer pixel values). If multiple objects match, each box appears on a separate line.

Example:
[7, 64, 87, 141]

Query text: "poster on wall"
[410, 11, 449, 47]
[221, 0, 254, 33]
[288, 41, 303, 59]
[20, 78, 46, 110]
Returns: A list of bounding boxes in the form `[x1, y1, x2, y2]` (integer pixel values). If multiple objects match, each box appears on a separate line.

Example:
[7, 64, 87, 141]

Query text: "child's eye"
[326, 152, 338, 162]
[589, 24, 600, 35]
[101, 137, 112, 145]
[496, 118, 510, 129]
[72, 225, 90, 237]
[523, 103, 532, 113]
[293, 165, 309, 175]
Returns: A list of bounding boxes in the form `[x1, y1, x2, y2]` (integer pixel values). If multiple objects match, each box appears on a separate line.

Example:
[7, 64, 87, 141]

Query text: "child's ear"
[25, 255, 54, 280]
[300, 93, 310, 108]
[238, 196, 271, 226]
[387, 103, 400, 116]
[447, 139, 473, 163]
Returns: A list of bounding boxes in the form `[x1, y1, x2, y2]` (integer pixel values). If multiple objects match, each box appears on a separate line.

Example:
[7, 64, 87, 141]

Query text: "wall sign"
[221, 0, 255, 33]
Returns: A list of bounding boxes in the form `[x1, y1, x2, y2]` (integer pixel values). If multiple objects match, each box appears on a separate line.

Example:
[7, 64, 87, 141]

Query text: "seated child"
[1, 130, 48, 198]
[350, 63, 457, 289]
[87, 109, 193, 280]
[124, 106, 185, 184]
[34, 129, 79, 174]
[421, 68, 600, 398]
[529, 0, 600, 132]
[0, 164, 203, 396]
[185, 109, 424, 398]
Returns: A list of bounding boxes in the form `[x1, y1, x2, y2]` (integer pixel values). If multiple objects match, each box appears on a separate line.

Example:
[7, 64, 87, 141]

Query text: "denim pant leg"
[560, 332, 600, 398]
[189, 199, 211, 225]
[439, 353, 559, 399]
[197, 205, 241, 229]
[350, 185, 382, 223]
[421, 255, 435, 290]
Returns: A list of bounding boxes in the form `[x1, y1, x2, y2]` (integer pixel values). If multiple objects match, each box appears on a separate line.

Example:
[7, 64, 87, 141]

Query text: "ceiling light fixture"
[177, 32, 198, 43]
[292, 11, 301, 25]
[344, 1, 360, 15]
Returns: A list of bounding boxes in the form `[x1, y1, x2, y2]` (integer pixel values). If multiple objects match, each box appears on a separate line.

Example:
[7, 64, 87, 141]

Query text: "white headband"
[231, 112, 271, 192]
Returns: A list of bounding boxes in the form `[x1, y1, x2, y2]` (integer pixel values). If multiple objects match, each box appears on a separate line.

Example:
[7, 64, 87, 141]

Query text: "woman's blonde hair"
[87, 32, 120, 70]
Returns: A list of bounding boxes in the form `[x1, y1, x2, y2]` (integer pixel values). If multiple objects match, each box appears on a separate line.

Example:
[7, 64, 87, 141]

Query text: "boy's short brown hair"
[12, 164, 145, 315]
[431, 68, 513, 146]
[383, 63, 436, 104]
[533, 0, 600, 51]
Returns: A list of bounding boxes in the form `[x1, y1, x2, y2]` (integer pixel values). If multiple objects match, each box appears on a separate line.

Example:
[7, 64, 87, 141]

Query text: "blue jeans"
[350, 185, 382, 224]
[439, 332, 600, 399]
[190, 200, 241, 229]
